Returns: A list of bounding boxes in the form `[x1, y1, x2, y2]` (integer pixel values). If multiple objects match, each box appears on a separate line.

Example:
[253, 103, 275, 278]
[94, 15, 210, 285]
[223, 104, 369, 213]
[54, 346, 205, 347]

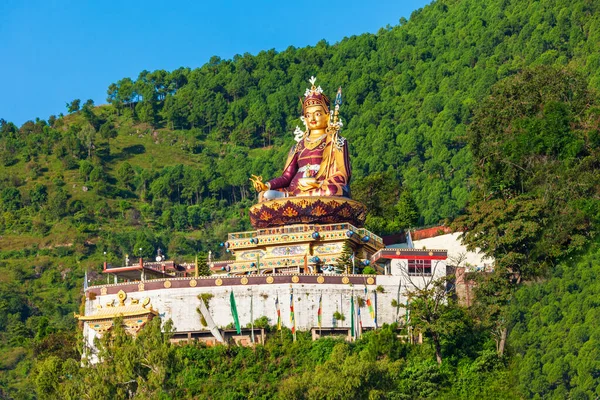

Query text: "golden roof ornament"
[75, 291, 158, 336]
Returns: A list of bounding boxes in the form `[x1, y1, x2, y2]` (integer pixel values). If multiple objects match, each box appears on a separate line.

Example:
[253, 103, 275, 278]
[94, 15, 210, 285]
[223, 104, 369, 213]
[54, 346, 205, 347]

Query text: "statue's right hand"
[250, 175, 269, 192]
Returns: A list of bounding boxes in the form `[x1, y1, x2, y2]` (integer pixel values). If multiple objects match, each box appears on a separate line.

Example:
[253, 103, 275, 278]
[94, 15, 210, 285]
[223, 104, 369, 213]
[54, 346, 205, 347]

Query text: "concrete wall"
[83, 276, 413, 348]
[412, 233, 493, 269]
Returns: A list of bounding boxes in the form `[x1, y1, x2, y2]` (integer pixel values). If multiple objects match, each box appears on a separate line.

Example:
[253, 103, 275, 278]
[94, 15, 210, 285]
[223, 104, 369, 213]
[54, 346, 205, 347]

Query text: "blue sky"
[0, 0, 430, 126]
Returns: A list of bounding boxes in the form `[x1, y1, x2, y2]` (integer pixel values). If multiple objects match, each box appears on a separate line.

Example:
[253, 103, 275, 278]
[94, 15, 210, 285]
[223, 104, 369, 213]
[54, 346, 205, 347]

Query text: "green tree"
[335, 242, 354, 274]
[1, 187, 21, 211]
[351, 171, 401, 220]
[116, 161, 135, 189]
[470, 270, 513, 356]
[509, 244, 600, 399]
[394, 190, 420, 229]
[362, 266, 376, 275]
[81, 99, 99, 129]
[167, 235, 194, 259]
[66, 99, 80, 113]
[34, 318, 176, 399]
[79, 159, 93, 181]
[405, 273, 468, 365]
[89, 165, 106, 183]
[99, 122, 118, 145]
[133, 231, 155, 258]
[78, 124, 96, 159]
[29, 184, 48, 208]
[196, 252, 211, 276]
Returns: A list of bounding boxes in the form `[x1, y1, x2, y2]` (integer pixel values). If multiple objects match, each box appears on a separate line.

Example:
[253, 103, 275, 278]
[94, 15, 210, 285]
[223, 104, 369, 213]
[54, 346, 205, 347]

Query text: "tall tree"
[335, 242, 354, 274]
[454, 66, 600, 356]
[403, 262, 467, 365]
[66, 99, 81, 113]
[457, 66, 600, 281]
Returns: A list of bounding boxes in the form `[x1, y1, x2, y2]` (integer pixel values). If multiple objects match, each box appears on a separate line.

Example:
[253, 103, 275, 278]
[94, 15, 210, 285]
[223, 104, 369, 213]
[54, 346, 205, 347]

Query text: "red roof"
[411, 226, 452, 241]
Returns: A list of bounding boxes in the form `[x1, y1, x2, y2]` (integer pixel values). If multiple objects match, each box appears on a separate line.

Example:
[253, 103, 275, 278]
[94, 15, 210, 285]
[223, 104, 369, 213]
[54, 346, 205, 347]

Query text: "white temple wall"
[412, 233, 493, 269]
[84, 278, 412, 345]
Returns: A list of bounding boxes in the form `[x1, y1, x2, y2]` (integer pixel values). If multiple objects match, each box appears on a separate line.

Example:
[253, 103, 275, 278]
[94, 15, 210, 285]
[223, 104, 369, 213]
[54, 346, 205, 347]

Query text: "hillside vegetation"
[1, 0, 600, 398]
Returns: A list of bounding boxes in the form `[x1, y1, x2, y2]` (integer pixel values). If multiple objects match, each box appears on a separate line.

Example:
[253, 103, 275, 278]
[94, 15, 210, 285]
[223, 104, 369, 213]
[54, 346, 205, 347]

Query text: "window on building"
[408, 259, 432, 276]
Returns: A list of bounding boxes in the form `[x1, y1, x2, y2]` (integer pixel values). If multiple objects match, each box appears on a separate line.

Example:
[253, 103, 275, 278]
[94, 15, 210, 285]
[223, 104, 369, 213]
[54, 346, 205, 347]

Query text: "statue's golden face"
[304, 105, 329, 131]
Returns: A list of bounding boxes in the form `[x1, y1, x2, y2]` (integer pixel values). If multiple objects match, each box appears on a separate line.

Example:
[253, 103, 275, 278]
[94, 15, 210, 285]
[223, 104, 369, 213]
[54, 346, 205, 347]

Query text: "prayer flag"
[366, 286, 375, 320]
[367, 296, 375, 320]
[357, 299, 363, 336]
[230, 291, 241, 334]
[250, 292, 255, 343]
[317, 293, 322, 328]
[290, 288, 296, 340]
[198, 297, 224, 343]
[275, 294, 281, 331]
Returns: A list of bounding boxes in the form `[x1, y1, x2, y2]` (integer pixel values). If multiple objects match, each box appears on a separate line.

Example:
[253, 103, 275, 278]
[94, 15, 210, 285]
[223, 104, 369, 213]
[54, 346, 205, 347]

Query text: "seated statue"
[250, 77, 351, 200]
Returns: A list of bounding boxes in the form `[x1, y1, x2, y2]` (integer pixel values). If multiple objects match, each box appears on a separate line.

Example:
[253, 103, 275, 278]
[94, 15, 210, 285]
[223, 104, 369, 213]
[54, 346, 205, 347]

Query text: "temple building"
[77, 77, 466, 352]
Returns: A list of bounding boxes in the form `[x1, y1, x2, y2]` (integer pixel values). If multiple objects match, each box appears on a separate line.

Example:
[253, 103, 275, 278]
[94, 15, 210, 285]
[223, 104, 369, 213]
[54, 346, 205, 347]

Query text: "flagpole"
[374, 289, 378, 329]
[340, 293, 343, 327]
[350, 289, 355, 341]
[290, 285, 296, 342]
[278, 292, 283, 341]
[356, 294, 360, 339]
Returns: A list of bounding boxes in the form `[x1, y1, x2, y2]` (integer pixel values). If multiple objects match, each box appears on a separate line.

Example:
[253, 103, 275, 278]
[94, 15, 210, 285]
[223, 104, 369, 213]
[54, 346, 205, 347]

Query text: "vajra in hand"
[249, 174, 269, 192]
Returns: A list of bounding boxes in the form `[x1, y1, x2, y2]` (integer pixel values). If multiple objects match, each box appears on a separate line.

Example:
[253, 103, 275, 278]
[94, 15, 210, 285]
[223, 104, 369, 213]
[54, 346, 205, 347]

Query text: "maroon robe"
[268, 135, 351, 197]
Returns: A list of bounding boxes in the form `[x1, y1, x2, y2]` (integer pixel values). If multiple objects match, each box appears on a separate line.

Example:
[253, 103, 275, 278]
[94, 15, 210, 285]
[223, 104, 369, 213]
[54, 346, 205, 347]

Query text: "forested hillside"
[2, 0, 600, 397]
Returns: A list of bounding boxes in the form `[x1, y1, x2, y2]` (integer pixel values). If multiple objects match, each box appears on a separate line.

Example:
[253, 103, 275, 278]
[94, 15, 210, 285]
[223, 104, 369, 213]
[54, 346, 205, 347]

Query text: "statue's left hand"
[250, 175, 269, 192]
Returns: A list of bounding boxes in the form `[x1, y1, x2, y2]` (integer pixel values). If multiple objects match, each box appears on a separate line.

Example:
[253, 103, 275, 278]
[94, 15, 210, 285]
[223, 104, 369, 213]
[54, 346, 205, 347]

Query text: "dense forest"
[2, 0, 600, 398]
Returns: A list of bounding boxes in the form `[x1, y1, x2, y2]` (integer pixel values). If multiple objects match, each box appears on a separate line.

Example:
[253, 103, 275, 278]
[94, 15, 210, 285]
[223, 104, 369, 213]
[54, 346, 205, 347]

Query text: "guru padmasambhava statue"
[248, 76, 366, 229]
[250, 76, 351, 199]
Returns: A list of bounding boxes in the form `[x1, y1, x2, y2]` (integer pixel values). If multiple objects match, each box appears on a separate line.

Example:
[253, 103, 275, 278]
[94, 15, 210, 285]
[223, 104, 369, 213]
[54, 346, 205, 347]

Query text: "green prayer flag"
[230, 291, 241, 334]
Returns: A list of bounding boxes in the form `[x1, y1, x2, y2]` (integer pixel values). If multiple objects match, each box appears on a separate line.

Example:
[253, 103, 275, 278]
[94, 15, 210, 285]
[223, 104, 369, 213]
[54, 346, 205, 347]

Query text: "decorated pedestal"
[215, 221, 383, 275]
[249, 196, 367, 229]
